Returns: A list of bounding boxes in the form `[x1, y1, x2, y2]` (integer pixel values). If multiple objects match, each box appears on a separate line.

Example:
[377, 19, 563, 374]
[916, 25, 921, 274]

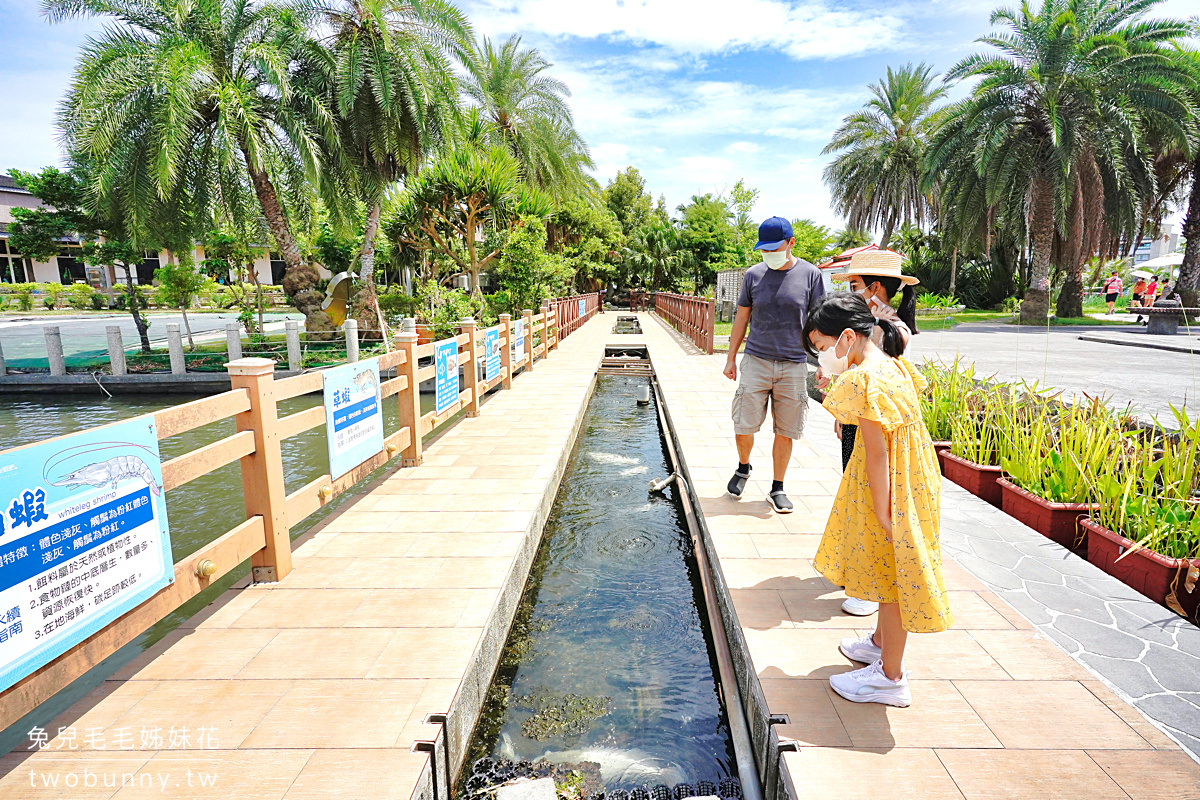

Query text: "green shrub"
[14, 283, 35, 311]
[414, 280, 486, 339]
[67, 282, 94, 310]
[91, 292, 107, 310]
[377, 286, 419, 321]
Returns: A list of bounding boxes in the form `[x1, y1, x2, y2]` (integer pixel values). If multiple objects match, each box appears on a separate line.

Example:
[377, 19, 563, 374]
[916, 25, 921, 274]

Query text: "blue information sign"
[485, 328, 501, 382]
[435, 339, 459, 414]
[578, 298, 586, 318]
[322, 360, 384, 479]
[514, 319, 526, 364]
[0, 417, 173, 692]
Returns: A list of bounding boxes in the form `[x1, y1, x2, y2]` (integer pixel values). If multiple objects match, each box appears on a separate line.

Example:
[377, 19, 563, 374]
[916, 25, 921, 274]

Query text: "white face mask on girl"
[762, 250, 791, 270]
[817, 332, 851, 377]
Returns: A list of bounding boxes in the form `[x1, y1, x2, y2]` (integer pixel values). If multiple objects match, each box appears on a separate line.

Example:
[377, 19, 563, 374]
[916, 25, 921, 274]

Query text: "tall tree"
[48, 0, 339, 330]
[315, 0, 469, 334]
[385, 145, 553, 293]
[822, 63, 947, 249]
[678, 193, 737, 290]
[603, 167, 653, 238]
[930, 0, 1194, 323]
[1171, 49, 1200, 307]
[7, 167, 155, 352]
[461, 34, 595, 199]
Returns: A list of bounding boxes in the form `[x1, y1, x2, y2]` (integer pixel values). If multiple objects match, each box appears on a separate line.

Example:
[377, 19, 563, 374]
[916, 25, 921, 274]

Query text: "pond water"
[461, 374, 736, 797]
[0, 388, 438, 755]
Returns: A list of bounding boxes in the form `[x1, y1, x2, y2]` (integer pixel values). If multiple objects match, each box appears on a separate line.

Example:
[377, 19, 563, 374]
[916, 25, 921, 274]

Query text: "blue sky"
[3, 0, 1195, 232]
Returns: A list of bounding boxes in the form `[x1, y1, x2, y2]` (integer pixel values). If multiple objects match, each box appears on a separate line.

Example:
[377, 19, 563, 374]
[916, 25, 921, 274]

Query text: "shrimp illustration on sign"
[352, 368, 378, 397]
[43, 438, 164, 498]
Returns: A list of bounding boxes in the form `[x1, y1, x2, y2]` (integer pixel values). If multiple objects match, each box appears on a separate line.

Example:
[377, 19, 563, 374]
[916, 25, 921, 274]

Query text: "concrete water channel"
[1, 311, 1199, 800]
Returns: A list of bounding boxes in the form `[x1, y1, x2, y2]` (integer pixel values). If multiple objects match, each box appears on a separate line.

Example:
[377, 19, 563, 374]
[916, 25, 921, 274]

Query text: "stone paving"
[641, 312, 1200, 800]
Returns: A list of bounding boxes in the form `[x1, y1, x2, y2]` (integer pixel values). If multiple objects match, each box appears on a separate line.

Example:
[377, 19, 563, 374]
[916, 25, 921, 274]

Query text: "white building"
[1128, 223, 1179, 266]
[1, 172, 329, 290]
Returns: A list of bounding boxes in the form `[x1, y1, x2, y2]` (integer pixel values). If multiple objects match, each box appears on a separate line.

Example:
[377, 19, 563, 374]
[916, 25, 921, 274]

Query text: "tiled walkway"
[3, 309, 1199, 800]
[641, 313, 1200, 800]
[0, 317, 613, 799]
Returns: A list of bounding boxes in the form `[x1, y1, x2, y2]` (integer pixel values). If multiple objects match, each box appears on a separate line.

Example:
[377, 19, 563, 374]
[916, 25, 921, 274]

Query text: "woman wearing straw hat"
[824, 248, 919, 619]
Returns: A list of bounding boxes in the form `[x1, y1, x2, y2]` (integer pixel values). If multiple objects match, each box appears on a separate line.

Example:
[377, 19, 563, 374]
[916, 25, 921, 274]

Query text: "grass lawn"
[916, 311, 1013, 330]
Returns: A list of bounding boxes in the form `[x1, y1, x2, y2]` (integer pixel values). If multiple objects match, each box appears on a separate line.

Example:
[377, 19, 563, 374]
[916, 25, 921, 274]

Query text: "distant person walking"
[1131, 277, 1147, 324]
[723, 216, 825, 514]
[1146, 275, 1160, 305]
[1103, 271, 1123, 315]
[827, 249, 919, 618]
[803, 292, 952, 707]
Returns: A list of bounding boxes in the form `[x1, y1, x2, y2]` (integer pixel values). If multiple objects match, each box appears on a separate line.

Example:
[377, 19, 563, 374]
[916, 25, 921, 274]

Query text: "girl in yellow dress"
[803, 292, 952, 707]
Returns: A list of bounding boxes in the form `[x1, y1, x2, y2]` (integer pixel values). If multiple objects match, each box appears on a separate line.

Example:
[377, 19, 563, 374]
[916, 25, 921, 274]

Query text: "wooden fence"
[654, 292, 715, 354]
[0, 301, 578, 729]
[548, 292, 602, 340]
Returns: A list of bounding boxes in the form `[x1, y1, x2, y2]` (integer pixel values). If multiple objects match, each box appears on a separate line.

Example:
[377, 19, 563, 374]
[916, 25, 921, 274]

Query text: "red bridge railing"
[654, 292, 715, 354]
[549, 292, 602, 340]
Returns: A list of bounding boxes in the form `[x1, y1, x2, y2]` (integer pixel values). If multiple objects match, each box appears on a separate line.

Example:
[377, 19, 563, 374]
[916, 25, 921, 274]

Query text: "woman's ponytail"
[897, 284, 919, 336]
[875, 319, 905, 358]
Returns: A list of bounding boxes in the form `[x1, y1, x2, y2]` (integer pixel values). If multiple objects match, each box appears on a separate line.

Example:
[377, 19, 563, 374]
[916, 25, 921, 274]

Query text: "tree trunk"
[465, 215, 482, 296]
[879, 216, 895, 250]
[181, 307, 195, 350]
[350, 201, 384, 340]
[1021, 176, 1054, 324]
[240, 148, 332, 332]
[1175, 150, 1200, 307]
[120, 264, 152, 353]
[1056, 265, 1084, 319]
[949, 247, 958, 297]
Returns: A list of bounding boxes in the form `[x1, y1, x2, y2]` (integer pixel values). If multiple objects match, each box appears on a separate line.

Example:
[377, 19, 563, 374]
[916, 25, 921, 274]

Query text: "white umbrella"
[1130, 269, 1153, 279]
[1136, 253, 1183, 269]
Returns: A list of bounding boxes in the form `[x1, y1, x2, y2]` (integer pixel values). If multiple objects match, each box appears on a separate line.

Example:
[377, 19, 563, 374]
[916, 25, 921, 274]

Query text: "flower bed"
[999, 478, 1093, 553]
[920, 361, 1200, 623]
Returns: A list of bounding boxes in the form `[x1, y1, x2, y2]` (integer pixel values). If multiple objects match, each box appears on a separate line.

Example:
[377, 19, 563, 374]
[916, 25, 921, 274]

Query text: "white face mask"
[762, 250, 791, 270]
[817, 332, 851, 377]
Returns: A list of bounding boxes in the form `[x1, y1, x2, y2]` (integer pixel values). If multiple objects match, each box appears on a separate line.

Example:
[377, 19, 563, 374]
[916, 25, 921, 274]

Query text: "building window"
[269, 252, 286, 285]
[57, 248, 85, 283]
[137, 251, 160, 285]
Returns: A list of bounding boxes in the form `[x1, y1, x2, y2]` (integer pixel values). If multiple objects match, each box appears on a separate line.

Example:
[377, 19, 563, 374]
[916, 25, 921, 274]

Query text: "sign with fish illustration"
[485, 327, 501, 382]
[322, 360, 384, 479]
[0, 417, 173, 692]
[435, 339, 459, 415]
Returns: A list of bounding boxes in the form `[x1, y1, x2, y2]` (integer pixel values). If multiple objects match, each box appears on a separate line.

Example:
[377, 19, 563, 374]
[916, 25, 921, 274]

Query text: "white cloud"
[727, 142, 761, 154]
[463, 0, 904, 59]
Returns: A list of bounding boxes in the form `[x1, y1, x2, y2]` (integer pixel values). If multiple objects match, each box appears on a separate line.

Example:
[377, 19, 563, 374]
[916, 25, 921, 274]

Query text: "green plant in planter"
[919, 358, 977, 442]
[949, 384, 1009, 466]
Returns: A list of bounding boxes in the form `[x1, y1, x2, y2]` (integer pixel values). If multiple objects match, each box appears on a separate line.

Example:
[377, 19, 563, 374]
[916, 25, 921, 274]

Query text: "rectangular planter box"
[941, 451, 1003, 507]
[998, 478, 1094, 553]
[933, 441, 951, 476]
[1082, 519, 1200, 623]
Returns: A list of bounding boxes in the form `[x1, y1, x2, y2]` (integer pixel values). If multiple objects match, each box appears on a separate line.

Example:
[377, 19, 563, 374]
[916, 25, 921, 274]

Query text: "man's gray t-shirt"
[737, 258, 825, 363]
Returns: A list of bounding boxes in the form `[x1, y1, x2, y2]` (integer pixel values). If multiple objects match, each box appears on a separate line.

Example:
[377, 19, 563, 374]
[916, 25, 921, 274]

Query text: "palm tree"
[314, 0, 469, 334]
[1170, 49, 1200, 307]
[385, 145, 553, 293]
[461, 35, 595, 199]
[930, 0, 1194, 323]
[822, 63, 947, 249]
[48, 0, 339, 330]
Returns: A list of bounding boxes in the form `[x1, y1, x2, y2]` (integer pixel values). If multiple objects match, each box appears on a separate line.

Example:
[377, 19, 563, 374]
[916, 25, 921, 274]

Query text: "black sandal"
[767, 489, 794, 514]
[727, 465, 751, 498]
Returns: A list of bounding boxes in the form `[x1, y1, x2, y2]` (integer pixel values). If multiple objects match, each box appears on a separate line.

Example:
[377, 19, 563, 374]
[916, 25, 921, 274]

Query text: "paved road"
[908, 323, 1200, 425]
[0, 312, 302, 367]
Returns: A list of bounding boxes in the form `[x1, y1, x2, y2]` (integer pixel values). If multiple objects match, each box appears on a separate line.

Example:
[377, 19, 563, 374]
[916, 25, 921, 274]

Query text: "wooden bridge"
[1, 304, 1198, 799]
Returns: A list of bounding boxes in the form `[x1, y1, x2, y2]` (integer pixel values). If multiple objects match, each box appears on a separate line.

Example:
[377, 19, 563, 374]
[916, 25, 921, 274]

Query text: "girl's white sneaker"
[841, 597, 879, 616]
[829, 660, 912, 707]
[839, 634, 882, 664]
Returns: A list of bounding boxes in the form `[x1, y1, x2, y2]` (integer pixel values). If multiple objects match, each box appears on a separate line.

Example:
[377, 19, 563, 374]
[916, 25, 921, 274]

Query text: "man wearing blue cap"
[723, 216, 825, 513]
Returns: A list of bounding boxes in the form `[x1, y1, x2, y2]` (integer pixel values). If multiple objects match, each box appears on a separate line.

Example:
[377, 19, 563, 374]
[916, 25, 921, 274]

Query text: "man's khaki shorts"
[732, 354, 808, 439]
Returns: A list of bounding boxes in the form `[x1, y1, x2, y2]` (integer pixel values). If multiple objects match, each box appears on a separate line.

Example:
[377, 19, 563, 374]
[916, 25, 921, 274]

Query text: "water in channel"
[463, 374, 736, 795]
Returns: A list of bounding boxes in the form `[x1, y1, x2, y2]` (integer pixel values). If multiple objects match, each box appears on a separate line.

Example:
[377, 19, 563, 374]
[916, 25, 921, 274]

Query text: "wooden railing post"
[499, 314, 513, 390]
[227, 357, 292, 583]
[706, 298, 715, 354]
[461, 317, 480, 417]
[523, 308, 534, 371]
[540, 302, 552, 353]
[396, 331, 423, 466]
